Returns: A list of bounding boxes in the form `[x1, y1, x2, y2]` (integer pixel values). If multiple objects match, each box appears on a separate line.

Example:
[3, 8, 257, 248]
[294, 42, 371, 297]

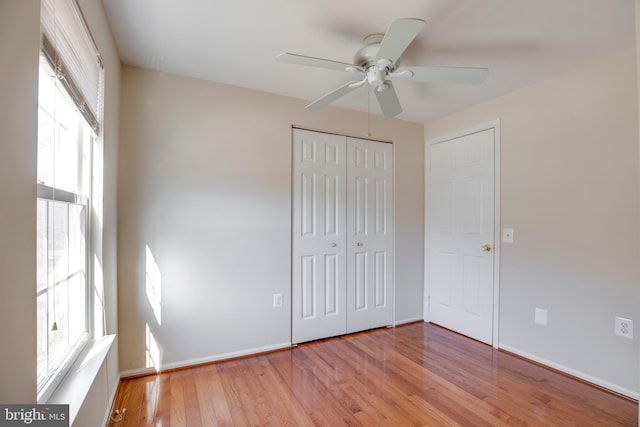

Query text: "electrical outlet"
[615, 317, 633, 339]
[535, 308, 547, 326]
[273, 293, 283, 308]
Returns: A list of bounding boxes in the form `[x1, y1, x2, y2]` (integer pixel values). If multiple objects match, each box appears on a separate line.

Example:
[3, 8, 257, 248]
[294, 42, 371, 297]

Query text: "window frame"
[36, 0, 103, 401]
[35, 69, 96, 401]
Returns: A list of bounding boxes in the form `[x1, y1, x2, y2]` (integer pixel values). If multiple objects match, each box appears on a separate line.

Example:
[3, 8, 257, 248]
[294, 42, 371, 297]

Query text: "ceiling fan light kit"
[276, 18, 489, 119]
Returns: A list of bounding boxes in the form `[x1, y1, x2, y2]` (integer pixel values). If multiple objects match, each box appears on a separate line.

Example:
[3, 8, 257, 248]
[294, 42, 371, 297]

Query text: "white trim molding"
[395, 317, 425, 326]
[101, 376, 121, 427]
[47, 335, 116, 425]
[500, 343, 639, 400]
[120, 342, 292, 379]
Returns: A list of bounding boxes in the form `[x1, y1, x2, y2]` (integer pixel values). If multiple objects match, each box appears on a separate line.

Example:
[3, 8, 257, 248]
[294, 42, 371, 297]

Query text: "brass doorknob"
[481, 244, 492, 252]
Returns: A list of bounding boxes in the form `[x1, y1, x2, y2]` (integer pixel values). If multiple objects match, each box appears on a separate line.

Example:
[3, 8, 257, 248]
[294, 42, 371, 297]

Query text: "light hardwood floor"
[108, 322, 637, 426]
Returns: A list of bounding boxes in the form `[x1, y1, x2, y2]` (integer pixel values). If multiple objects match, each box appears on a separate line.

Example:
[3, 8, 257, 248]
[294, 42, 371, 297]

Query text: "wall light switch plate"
[503, 228, 514, 243]
[535, 308, 547, 326]
[273, 293, 283, 308]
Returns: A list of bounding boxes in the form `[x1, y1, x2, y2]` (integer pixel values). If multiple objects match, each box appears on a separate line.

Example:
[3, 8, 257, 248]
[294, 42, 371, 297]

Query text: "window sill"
[46, 334, 116, 425]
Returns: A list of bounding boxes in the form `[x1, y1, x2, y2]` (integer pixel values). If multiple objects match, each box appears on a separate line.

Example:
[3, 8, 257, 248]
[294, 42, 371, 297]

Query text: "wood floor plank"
[268, 350, 352, 426]
[155, 373, 172, 426]
[258, 356, 315, 426]
[181, 370, 204, 427]
[198, 366, 232, 425]
[169, 371, 187, 427]
[107, 323, 638, 426]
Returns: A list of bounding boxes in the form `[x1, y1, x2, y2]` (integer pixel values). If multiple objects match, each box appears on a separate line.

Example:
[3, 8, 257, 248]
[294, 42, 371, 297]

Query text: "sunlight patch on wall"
[145, 245, 162, 325]
[145, 322, 161, 371]
[92, 135, 103, 231]
[93, 254, 105, 337]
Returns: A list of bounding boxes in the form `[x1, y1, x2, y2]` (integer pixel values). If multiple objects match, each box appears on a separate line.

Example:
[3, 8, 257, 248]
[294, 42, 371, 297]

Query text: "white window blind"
[40, 0, 103, 132]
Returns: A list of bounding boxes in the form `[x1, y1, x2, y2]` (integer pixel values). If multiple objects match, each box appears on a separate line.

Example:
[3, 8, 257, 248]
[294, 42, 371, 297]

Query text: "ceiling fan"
[276, 18, 489, 119]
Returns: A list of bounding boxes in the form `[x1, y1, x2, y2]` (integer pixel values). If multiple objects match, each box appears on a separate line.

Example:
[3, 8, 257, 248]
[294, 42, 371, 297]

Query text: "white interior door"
[428, 128, 495, 344]
[292, 129, 347, 344]
[346, 137, 394, 333]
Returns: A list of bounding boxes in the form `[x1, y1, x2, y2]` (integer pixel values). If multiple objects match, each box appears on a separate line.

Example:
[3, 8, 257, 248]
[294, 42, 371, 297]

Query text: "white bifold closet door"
[292, 129, 394, 344]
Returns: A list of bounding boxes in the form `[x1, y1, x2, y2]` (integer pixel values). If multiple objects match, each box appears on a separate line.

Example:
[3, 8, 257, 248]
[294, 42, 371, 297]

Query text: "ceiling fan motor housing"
[353, 34, 385, 68]
[354, 33, 394, 89]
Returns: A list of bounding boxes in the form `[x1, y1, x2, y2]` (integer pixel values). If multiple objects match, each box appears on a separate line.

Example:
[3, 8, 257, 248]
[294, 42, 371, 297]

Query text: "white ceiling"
[102, 0, 636, 123]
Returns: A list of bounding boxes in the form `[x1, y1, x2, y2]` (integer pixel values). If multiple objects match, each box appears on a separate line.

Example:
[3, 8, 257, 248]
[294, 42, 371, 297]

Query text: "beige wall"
[117, 65, 425, 374]
[0, 0, 121, 420]
[0, 0, 40, 403]
[425, 48, 639, 395]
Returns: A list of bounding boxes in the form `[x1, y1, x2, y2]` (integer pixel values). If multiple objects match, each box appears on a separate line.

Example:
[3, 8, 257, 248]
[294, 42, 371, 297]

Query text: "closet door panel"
[292, 129, 347, 343]
[346, 137, 394, 333]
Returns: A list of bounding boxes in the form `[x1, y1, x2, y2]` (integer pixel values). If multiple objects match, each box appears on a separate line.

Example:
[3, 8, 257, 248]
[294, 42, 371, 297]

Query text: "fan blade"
[374, 81, 402, 119]
[375, 18, 425, 65]
[276, 53, 355, 72]
[305, 80, 362, 111]
[395, 66, 489, 85]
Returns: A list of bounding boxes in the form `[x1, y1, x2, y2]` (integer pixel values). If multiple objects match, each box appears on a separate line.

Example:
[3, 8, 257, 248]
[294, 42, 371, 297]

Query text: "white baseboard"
[394, 316, 424, 326]
[120, 342, 292, 378]
[101, 377, 121, 426]
[499, 343, 639, 400]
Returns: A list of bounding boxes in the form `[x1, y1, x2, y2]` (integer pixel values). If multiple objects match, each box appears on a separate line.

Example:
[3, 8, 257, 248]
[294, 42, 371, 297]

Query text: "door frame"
[424, 119, 501, 348]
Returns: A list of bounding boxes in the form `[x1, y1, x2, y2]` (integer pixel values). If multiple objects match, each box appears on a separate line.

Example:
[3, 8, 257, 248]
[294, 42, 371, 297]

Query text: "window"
[37, 0, 102, 401]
